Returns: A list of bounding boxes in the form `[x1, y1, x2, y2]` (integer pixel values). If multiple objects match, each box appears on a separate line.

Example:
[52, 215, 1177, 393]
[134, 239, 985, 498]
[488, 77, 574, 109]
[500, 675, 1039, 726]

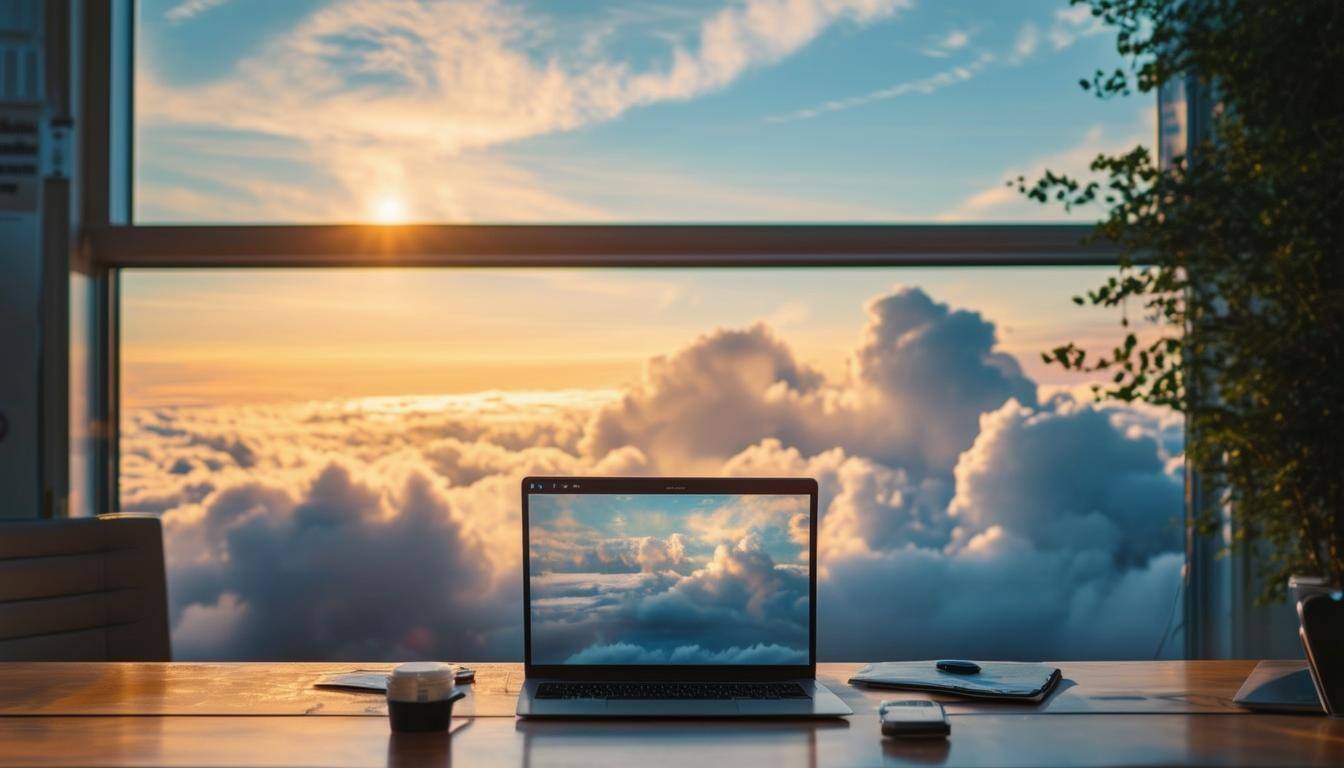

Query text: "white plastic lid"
[386, 662, 457, 703]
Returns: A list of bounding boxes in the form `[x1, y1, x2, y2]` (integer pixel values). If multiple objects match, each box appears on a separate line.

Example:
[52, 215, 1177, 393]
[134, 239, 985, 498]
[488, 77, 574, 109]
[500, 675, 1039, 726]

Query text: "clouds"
[766, 2, 1120, 124]
[536, 533, 689, 575]
[1012, 22, 1040, 61]
[708, 393, 1182, 660]
[647, 535, 807, 627]
[639, 0, 910, 101]
[947, 398, 1183, 565]
[710, 393, 1183, 660]
[579, 323, 827, 472]
[817, 538, 1184, 660]
[1048, 4, 1107, 51]
[767, 51, 994, 122]
[163, 461, 520, 660]
[529, 521, 810, 664]
[139, 0, 910, 221]
[581, 287, 1036, 478]
[125, 283, 1184, 662]
[568, 642, 806, 665]
[723, 439, 952, 555]
[164, 0, 228, 23]
[638, 534, 688, 572]
[921, 28, 970, 58]
[851, 287, 1038, 472]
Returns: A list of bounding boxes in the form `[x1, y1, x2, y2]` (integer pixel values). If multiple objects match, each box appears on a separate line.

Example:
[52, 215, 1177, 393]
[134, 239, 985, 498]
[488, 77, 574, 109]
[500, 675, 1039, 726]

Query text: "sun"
[372, 195, 407, 224]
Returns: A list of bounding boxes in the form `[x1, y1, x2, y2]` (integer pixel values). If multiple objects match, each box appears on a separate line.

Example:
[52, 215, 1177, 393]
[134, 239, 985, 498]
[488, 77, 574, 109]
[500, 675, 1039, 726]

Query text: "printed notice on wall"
[0, 108, 39, 213]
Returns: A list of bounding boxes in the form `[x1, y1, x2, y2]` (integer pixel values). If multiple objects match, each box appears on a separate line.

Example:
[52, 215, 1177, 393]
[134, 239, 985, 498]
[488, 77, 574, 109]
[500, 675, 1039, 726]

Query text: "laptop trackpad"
[610, 700, 742, 716]
[737, 700, 815, 716]
[532, 699, 609, 716]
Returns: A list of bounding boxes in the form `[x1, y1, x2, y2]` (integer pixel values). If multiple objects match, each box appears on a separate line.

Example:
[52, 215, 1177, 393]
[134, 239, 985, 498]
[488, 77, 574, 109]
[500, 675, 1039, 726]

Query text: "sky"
[134, 0, 1150, 222]
[119, 267, 1130, 407]
[527, 492, 811, 664]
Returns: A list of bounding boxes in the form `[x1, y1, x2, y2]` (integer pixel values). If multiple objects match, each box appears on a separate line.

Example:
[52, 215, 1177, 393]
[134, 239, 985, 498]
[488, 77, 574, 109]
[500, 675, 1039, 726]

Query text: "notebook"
[850, 661, 1062, 703]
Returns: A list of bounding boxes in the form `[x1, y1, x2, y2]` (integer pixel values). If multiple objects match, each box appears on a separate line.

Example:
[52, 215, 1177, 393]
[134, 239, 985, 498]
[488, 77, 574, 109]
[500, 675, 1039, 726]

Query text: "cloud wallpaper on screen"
[527, 493, 811, 664]
[121, 285, 1184, 661]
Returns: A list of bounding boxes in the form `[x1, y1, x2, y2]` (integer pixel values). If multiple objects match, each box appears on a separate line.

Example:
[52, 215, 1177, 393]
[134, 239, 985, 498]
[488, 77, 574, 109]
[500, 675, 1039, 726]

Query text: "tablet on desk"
[1300, 592, 1344, 715]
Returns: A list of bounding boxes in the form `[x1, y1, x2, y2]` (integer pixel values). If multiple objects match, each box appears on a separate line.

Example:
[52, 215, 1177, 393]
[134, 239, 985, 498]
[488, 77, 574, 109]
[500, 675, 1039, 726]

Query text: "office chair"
[0, 515, 171, 660]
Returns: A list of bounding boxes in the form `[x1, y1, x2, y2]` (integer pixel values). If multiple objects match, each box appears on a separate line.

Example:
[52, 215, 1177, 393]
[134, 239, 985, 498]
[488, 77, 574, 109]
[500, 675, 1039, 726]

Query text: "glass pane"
[135, 1, 1150, 223]
[120, 267, 1185, 661]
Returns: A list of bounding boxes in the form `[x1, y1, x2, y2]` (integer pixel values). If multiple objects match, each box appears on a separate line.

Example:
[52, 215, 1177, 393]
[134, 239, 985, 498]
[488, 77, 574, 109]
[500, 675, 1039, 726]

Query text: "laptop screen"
[526, 486, 812, 666]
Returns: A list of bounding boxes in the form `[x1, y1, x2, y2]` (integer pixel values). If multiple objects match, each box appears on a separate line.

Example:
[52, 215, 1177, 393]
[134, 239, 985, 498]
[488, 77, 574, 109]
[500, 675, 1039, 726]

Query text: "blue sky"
[135, 0, 1149, 222]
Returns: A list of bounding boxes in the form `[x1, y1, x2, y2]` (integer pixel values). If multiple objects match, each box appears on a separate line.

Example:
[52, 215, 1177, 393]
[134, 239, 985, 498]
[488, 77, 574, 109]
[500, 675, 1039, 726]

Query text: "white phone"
[879, 699, 950, 738]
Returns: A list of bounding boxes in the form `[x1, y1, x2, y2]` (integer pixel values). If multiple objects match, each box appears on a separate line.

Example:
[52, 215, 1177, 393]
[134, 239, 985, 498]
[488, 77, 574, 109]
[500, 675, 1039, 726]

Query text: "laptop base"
[516, 678, 853, 718]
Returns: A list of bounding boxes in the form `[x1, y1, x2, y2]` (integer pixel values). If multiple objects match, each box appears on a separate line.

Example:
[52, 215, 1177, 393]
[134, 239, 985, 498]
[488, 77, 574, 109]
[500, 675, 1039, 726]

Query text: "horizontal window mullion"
[86, 224, 1118, 268]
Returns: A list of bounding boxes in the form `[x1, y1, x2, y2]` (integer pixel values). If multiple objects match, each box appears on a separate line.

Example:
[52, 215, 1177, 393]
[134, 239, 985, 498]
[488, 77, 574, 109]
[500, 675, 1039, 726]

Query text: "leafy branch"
[1019, 0, 1344, 598]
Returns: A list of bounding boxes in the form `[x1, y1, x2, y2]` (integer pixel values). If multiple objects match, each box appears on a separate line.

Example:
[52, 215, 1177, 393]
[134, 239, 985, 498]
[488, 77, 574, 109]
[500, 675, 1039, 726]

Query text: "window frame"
[87, 223, 1116, 268]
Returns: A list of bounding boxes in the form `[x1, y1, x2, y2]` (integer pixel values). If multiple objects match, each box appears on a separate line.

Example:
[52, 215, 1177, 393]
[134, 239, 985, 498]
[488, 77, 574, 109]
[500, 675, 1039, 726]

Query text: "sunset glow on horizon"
[120, 267, 1125, 408]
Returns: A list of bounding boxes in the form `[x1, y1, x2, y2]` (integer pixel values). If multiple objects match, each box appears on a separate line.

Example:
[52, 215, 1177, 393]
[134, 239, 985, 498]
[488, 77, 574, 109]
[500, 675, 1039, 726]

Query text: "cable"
[1152, 574, 1186, 659]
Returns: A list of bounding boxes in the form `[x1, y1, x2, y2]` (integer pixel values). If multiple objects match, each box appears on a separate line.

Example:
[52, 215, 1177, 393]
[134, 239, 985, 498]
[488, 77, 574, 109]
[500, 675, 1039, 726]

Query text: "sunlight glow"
[373, 195, 407, 224]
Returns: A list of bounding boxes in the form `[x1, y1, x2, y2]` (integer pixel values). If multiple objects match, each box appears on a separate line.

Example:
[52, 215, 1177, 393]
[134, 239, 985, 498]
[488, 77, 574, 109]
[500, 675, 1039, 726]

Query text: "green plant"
[1019, 0, 1343, 598]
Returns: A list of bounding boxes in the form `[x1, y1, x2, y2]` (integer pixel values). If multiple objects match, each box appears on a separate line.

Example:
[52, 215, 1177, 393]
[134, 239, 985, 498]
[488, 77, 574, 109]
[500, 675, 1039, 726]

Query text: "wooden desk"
[0, 661, 1340, 767]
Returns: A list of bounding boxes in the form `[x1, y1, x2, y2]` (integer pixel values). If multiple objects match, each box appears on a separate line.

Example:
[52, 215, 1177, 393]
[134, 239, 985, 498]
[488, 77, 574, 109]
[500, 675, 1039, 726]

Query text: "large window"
[73, 1, 1189, 663]
[119, 267, 1184, 661]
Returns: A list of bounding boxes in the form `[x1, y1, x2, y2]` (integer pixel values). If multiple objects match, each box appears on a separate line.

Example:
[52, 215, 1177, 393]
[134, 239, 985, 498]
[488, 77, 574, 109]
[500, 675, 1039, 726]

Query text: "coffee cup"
[386, 662, 465, 732]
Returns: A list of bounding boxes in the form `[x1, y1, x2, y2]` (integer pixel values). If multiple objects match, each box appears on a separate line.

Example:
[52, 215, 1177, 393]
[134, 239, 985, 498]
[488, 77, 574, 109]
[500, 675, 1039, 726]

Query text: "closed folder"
[849, 661, 1062, 703]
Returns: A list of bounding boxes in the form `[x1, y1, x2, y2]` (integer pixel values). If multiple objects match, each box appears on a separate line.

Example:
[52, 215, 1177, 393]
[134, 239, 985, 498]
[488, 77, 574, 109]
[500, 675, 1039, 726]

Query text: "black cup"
[386, 662, 466, 733]
[388, 695, 460, 732]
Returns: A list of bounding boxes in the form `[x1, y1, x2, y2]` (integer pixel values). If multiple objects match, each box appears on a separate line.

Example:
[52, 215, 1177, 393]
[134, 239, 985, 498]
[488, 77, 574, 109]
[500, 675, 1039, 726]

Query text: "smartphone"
[879, 699, 950, 738]
[1298, 592, 1344, 716]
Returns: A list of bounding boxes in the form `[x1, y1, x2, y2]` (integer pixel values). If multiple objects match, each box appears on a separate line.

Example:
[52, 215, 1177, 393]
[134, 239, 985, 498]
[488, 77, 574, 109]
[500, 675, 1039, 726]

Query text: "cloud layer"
[122, 285, 1184, 661]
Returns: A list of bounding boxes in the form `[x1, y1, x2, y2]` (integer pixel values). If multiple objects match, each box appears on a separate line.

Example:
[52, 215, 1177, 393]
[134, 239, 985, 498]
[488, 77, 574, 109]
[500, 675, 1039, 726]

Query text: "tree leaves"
[1022, 0, 1344, 599]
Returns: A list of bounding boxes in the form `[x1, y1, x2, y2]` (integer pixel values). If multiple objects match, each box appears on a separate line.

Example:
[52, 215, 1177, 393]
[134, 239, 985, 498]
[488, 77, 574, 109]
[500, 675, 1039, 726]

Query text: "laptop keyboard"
[535, 681, 811, 700]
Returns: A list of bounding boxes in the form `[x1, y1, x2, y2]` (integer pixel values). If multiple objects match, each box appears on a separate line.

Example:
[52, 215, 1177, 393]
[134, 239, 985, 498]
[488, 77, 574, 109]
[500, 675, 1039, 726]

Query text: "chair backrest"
[0, 515, 170, 660]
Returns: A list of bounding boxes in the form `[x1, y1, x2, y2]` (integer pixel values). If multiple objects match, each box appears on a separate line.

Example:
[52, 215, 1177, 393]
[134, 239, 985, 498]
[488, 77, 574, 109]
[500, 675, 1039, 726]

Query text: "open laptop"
[516, 476, 851, 718]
